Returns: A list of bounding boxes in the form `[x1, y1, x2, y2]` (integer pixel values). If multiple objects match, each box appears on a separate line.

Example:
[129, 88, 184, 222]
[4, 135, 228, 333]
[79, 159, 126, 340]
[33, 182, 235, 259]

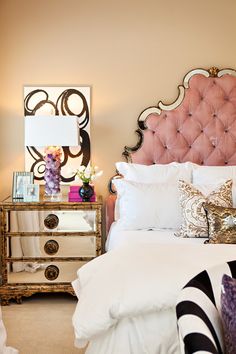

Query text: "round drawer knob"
[44, 214, 59, 229]
[44, 265, 59, 281]
[44, 240, 59, 255]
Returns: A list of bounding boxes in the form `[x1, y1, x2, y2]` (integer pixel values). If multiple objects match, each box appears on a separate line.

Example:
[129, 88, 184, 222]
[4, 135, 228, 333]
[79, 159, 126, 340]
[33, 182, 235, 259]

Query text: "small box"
[68, 186, 96, 202]
[70, 186, 80, 193]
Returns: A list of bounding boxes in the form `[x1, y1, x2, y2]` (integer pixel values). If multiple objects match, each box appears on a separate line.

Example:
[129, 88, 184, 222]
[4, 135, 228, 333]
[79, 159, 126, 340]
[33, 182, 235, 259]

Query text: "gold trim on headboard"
[122, 66, 236, 163]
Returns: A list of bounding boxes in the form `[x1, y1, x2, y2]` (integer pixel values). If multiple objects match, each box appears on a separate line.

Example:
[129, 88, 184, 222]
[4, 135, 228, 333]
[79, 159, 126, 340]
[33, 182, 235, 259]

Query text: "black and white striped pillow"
[176, 260, 236, 354]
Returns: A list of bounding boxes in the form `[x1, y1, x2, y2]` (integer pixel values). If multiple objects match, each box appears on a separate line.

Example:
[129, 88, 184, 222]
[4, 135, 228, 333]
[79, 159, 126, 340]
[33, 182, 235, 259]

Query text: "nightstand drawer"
[8, 210, 98, 233]
[8, 261, 86, 284]
[7, 236, 97, 258]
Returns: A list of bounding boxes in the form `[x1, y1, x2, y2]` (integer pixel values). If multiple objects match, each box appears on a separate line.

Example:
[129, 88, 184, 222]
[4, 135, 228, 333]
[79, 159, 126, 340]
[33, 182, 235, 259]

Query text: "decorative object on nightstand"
[79, 182, 94, 202]
[12, 172, 34, 200]
[24, 115, 80, 200]
[23, 183, 39, 202]
[68, 185, 96, 202]
[75, 165, 103, 202]
[0, 195, 103, 305]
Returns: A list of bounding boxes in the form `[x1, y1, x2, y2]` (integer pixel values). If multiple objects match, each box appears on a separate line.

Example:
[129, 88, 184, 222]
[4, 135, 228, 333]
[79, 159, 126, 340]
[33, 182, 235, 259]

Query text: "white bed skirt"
[75, 309, 180, 354]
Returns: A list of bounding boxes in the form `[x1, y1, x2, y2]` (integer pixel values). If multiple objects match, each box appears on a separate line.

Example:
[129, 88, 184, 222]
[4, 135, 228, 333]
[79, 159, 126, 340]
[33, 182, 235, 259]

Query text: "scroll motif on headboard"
[123, 67, 236, 166]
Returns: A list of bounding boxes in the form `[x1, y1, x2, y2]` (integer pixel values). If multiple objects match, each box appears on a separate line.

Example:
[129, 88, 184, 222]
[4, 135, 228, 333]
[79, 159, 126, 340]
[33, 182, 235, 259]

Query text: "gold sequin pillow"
[176, 179, 233, 238]
[203, 203, 236, 244]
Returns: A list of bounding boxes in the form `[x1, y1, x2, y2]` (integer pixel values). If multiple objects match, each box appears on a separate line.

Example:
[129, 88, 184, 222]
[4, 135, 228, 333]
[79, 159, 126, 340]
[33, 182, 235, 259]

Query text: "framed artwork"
[23, 184, 39, 202]
[24, 86, 91, 184]
[12, 172, 34, 199]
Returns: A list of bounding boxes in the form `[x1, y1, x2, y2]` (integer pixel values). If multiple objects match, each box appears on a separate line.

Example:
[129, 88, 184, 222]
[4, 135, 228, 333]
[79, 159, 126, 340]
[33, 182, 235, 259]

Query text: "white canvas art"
[24, 86, 91, 184]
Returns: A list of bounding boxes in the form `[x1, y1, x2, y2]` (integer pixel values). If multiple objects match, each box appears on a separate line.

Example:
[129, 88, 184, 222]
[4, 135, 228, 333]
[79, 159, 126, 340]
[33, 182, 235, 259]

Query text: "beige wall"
[0, 0, 236, 200]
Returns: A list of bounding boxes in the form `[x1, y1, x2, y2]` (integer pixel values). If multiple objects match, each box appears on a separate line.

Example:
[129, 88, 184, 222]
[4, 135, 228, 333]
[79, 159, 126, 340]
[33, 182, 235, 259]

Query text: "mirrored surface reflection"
[9, 210, 97, 233]
[8, 261, 87, 283]
[7, 210, 97, 283]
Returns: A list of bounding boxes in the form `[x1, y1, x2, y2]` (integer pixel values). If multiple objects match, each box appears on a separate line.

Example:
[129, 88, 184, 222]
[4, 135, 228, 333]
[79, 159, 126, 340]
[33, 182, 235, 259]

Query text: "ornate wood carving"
[44, 240, 59, 255]
[208, 67, 219, 77]
[44, 214, 59, 229]
[44, 265, 59, 281]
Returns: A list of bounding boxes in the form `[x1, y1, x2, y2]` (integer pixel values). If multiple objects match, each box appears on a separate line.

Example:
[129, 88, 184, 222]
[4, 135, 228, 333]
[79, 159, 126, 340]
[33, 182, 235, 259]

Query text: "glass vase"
[44, 147, 61, 200]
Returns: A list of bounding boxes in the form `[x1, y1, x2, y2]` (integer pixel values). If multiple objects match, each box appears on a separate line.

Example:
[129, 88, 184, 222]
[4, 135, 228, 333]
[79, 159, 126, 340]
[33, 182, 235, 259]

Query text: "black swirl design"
[24, 88, 90, 182]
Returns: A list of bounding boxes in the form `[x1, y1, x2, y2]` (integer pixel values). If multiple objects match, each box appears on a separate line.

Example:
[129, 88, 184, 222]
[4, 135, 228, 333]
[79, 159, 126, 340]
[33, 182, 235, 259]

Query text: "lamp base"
[43, 192, 62, 202]
[44, 146, 62, 199]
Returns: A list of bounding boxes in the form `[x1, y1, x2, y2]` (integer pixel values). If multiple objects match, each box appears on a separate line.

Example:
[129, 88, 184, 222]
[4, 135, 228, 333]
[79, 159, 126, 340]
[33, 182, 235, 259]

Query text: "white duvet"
[72, 240, 236, 352]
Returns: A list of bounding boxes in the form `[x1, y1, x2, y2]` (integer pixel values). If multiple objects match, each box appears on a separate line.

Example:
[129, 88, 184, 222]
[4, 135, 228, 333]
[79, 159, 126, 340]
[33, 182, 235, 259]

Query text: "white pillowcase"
[114, 161, 196, 221]
[116, 161, 195, 184]
[192, 165, 236, 206]
[113, 179, 182, 230]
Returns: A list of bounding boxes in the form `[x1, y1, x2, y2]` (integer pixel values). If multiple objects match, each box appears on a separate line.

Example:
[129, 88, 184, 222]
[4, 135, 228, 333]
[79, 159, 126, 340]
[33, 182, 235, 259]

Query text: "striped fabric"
[176, 260, 236, 354]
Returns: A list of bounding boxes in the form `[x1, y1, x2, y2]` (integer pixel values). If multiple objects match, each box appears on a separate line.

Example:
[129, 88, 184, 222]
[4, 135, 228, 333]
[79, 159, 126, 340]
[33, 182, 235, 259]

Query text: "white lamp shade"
[24, 115, 80, 147]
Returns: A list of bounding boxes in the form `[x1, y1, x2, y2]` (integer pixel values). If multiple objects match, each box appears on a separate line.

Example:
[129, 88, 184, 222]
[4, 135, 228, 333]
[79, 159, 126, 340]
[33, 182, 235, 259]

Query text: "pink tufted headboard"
[124, 67, 236, 165]
[106, 67, 236, 234]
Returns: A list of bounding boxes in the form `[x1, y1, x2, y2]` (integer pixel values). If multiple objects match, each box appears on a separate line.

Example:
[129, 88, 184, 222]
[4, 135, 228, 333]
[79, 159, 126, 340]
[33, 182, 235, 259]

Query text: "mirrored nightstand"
[0, 196, 102, 305]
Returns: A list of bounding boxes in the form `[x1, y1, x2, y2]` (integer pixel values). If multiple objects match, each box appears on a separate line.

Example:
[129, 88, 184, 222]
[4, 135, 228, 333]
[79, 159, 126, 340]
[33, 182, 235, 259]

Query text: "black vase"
[79, 182, 94, 202]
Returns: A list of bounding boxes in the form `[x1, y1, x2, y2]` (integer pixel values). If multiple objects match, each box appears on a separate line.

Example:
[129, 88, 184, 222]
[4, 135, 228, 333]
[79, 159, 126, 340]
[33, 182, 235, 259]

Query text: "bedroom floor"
[2, 293, 86, 354]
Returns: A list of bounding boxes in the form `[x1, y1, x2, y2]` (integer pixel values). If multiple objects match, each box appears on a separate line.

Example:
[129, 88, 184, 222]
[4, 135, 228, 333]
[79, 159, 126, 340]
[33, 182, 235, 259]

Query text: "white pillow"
[114, 161, 196, 221]
[116, 161, 195, 184]
[192, 165, 236, 206]
[113, 179, 182, 230]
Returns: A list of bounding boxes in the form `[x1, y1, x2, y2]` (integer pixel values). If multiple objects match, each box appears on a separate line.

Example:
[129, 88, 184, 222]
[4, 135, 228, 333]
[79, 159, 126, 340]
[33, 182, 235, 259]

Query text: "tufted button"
[177, 129, 180, 133]
[225, 97, 229, 101]
[188, 113, 192, 117]
[200, 96, 204, 101]
[212, 144, 216, 148]
[164, 114, 167, 118]
[225, 129, 228, 133]
[213, 113, 217, 117]
[201, 161, 204, 165]
[225, 161, 228, 165]
[189, 145, 191, 148]
[201, 129, 204, 133]
[164, 145, 167, 149]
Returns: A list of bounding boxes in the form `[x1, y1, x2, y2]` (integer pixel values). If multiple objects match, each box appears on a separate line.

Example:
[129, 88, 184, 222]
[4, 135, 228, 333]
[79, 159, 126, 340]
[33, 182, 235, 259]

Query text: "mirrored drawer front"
[8, 261, 86, 284]
[7, 236, 96, 258]
[8, 210, 97, 232]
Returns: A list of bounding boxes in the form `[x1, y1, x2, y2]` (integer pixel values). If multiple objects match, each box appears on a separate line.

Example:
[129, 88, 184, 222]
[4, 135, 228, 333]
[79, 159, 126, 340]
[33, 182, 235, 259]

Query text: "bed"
[72, 66, 236, 354]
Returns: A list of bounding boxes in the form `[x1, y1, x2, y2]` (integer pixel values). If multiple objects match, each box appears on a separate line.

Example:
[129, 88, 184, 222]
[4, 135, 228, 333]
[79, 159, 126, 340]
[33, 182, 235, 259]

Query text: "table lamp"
[25, 115, 80, 199]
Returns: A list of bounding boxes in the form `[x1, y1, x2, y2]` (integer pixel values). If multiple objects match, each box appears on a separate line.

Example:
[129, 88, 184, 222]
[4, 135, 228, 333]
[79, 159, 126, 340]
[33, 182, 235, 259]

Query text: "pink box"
[70, 185, 81, 193]
[68, 186, 96, 202]
[68, 193, 96, 202]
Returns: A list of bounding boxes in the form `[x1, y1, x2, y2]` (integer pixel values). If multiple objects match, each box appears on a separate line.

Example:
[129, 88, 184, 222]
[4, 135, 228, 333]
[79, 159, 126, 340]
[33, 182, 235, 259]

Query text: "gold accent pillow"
[176, 179, 233, 238]
[204, 203, 236, 244]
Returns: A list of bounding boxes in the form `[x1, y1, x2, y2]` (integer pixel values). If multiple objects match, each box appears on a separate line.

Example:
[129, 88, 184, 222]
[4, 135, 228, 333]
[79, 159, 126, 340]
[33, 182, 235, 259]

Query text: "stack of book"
[68, 185, 96, 202]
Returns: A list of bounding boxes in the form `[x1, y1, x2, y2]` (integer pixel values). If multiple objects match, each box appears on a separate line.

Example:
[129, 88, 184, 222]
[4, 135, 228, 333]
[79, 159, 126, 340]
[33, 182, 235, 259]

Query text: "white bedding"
[72, 227, 236, 354]
[106, 221, 206, 251]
